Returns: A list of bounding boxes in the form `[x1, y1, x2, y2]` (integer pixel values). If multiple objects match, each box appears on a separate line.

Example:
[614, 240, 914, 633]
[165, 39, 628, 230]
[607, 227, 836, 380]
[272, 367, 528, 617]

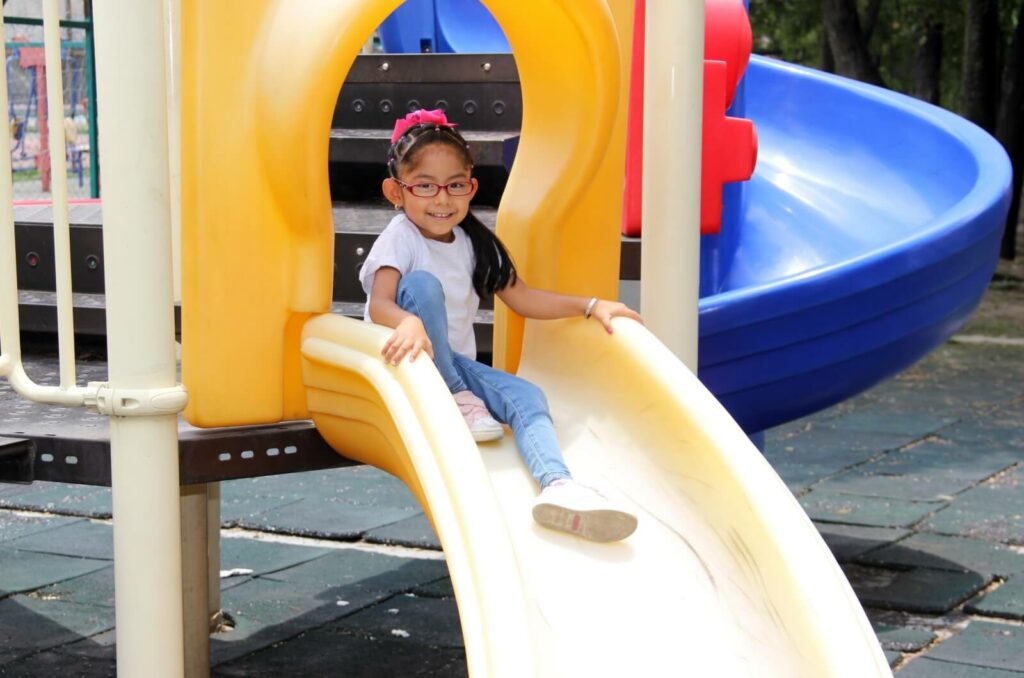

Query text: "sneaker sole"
[472, 426, 504, 443]
[532, 503, 638, 542]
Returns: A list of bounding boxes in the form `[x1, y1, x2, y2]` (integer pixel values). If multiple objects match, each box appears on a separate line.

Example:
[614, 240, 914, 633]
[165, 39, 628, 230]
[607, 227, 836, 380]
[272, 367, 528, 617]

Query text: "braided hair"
[388, 122, 517, 297]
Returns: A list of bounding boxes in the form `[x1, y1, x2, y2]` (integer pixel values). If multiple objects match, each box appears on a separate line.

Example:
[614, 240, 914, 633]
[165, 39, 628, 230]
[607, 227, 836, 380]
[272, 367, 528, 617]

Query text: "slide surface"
[301, 313, 891, 677]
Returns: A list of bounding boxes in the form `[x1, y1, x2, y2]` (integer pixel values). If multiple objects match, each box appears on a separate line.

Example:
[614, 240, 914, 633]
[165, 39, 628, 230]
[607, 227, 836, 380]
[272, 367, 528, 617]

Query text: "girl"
[360, 109, 640, 542]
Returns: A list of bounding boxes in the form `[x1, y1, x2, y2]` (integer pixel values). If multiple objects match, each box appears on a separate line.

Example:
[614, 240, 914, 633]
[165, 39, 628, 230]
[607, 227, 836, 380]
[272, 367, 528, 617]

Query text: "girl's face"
[383, 143, 477, 242]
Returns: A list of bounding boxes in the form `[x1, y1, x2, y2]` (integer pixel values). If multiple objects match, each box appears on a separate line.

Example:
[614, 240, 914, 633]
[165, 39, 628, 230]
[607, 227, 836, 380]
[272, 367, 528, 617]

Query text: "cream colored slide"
[299, 312, 891, 677]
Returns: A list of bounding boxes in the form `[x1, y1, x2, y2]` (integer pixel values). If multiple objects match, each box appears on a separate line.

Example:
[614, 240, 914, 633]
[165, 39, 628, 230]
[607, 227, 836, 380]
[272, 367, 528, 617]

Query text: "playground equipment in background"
[378, 0, 1012, 434]
[5, 38, 94, 194]
[182, 1, 890, 675]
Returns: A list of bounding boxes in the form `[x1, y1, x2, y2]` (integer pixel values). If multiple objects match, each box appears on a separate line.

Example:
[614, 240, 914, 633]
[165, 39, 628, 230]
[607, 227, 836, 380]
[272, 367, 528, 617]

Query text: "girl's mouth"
[428, 211, 455, 219]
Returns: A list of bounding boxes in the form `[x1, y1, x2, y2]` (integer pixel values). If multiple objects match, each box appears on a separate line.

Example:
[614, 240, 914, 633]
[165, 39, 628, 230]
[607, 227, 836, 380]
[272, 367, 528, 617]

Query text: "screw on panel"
[379, 99, 393, 114]
[482, 62, 492, 72]
[464, 100, 478, 115]
[493, 101, 506, 115]
[407, 99, 421, 112]
[380, 61, 390, 72]
[352, 98, 366, 113]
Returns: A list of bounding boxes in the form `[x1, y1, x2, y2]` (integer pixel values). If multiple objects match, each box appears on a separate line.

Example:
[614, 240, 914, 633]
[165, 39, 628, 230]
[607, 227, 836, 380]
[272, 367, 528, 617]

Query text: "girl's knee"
[398, 271, 445, 310]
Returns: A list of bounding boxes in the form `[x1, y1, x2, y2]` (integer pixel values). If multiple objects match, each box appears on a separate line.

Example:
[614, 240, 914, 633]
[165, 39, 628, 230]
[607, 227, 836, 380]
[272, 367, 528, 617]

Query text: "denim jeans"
[396, 270, 572, 488]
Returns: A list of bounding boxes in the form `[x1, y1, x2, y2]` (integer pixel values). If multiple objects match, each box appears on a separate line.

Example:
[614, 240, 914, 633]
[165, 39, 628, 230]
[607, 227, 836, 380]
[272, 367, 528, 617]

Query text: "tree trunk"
[861, 0, 884, 43]
[912, 20, 943, 105]
[822, 0, 886, 86]
[822, 29, 835, 72]
[996, 0, 1024, 259]
[960, 0, 1001, 132]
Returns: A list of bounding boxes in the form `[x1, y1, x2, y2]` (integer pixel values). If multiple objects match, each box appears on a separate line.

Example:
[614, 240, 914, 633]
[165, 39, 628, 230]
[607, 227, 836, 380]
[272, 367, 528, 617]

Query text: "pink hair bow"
[390, 109, 456, 143]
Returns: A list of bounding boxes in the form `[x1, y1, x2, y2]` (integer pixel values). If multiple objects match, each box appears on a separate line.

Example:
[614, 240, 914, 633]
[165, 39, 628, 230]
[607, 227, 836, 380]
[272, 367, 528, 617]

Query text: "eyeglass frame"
[391, 177, 478, 198]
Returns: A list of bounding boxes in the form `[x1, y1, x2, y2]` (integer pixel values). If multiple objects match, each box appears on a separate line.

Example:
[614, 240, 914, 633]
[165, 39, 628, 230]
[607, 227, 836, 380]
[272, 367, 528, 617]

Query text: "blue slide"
[378, 5, 1013, 433]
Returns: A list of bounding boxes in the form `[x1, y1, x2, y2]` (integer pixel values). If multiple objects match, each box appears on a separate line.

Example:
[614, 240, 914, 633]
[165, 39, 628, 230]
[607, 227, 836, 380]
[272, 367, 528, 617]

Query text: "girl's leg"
[396, 270, 468, 393]
[453, 355, 572, 488]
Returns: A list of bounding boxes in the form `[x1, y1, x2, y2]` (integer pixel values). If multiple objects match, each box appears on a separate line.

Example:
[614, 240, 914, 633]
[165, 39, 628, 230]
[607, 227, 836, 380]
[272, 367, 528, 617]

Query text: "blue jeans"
[397, 271, 572, 488]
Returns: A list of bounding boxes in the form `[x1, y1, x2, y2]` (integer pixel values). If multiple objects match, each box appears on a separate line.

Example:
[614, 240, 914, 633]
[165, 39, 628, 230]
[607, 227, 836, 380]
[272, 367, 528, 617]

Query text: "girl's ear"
[381, 177, 403, 208]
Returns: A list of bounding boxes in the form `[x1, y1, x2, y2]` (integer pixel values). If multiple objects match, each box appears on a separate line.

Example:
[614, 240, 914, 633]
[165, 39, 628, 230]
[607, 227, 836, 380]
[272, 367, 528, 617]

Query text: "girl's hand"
[382, 315, 434, 365]
[590, 300, 644, 334]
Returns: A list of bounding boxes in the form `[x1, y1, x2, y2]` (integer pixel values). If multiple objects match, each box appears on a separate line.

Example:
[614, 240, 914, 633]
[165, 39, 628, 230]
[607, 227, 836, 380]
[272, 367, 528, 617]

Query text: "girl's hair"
[388, 122, 517, 297]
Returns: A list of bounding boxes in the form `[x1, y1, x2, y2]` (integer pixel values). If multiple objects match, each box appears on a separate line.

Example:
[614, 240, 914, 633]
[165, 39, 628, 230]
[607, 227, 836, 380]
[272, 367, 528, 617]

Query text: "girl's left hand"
[590, 300, 644, 334]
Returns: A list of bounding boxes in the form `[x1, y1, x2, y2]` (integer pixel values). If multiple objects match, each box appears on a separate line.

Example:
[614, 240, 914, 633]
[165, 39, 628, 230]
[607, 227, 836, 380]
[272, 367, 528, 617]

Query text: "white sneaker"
[532, 481, 638, 542]
[453, 390, 504, 442]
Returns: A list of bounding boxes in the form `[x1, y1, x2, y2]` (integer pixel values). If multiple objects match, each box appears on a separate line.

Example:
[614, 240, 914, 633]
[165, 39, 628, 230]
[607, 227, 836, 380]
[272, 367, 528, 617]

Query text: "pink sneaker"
[453, 390, 504, 442]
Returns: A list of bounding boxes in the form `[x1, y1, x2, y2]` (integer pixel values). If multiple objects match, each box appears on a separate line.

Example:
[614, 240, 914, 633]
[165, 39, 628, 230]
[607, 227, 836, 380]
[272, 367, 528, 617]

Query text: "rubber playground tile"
[258, 548, 448, 590]
[0, 595, 114, 667]
[364, 512, 441, 550]
[812, 470, 976, 503]
[820, 409, 953, 439]
[219, 534, 331, 578]
[0, 649, 115, 678]
[764, 425, 912, 464]
[923, 620, 1024, 673]
[30, 566, 115, 608]
[872, 623, 935, 652]
[236, 499, 419, 540]
[0, 511, 84, 542]
[813, 523, 911, 563]
[856, 533, 1024, 578]
[896, 657, 1024, 678]
[862, 440, 1020, 483]
[414, 577, 455, 599]
[923, 467, 1024, 544]
[6, 519, 113, 561]
[0, 482, 112, 519]
[852, 566, 990, 614]
[798, 489, 945, 528]
[215, 595, 464, 677]
[965, 575, 1024, 620]
[0, 547, 109, 596]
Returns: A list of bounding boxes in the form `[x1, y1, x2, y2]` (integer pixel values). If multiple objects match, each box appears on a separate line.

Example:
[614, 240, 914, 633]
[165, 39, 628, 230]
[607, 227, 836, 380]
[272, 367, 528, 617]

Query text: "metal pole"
[92, 2, 185, 676]
[640, 0, 704, 370]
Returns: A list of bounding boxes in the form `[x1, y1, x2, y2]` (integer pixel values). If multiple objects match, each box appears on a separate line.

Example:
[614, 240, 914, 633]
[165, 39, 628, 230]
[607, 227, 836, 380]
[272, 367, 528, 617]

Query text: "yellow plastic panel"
[298, 312, 891, 677]
[182, 0, 629, 424]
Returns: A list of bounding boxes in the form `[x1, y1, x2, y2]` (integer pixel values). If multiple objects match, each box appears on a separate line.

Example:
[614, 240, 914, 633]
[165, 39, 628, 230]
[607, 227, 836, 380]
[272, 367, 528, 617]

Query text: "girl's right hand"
[382, 315, 434, 366]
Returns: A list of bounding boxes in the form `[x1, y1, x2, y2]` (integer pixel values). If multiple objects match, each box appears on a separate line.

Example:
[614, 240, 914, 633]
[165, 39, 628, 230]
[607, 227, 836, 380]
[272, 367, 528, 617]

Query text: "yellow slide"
[181, 1, 891, 675]
[300, 312, 890, 676]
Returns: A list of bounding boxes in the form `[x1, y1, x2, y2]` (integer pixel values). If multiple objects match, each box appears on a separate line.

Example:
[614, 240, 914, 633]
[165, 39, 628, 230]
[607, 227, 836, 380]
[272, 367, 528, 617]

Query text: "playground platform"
[0, 271, 1022, 676]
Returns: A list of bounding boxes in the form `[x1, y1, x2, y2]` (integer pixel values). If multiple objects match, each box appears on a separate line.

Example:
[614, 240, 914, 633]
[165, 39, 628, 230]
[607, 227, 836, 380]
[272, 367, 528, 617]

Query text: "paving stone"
[220, 535, 330, 577]
[872, 623, 936, 652]
[965, 575, 1024, 620]
[852, 566, 990, 614]
[0, 512, 84, 542]
[814, 523, 910, 562]
[7, 519, 113, 561]
[0, 483, 112, 519]
[364, 512, 441, 550]
[260, 549, 448, 590]
[924, 467, 1024, 544]
[0, 547, 109, 596]
[30, 567, 115, 608]
[924, 620, 1024, 673]
[864, 440, 1019, 483]
[799, 489, 945, 528]
[857, 533, 1024, 577]
[238, 500, 418, 539]
[764, 426, 910, 469]
[0, 596, 114, 666]
[897, 657, 1024, 677]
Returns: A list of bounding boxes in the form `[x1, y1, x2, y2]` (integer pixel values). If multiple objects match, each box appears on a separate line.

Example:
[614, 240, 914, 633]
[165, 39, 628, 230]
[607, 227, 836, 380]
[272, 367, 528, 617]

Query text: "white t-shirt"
[359, 213, 480, 359]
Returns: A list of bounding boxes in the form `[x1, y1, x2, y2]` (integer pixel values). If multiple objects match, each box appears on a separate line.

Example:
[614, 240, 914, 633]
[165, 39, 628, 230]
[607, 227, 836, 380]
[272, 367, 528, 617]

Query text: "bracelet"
[584, 297, 599, 320]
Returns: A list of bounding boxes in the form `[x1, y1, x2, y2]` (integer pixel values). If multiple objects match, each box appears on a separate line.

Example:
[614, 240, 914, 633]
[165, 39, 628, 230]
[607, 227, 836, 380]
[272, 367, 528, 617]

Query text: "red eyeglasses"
[393, 178, 476, 198]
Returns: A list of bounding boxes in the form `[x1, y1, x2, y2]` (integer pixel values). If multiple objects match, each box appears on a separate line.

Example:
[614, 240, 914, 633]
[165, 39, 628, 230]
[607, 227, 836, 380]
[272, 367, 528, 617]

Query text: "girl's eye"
[414, 183, 435, 192]
[448, 182, 468, 191]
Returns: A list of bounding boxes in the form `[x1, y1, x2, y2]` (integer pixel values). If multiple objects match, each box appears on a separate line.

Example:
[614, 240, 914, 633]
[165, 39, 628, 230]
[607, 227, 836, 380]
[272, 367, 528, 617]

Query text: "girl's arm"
[496, 276, 643, 334]
[369, 267, 434, 365]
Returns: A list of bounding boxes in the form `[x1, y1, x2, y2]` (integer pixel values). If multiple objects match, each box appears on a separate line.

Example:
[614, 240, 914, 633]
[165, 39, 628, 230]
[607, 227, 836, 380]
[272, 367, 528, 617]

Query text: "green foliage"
[748, 0, 1021, 113]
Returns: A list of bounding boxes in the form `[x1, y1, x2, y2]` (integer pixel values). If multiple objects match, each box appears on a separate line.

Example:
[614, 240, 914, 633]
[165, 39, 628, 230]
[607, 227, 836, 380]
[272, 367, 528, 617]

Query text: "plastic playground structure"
[0, 0, 1012, 677]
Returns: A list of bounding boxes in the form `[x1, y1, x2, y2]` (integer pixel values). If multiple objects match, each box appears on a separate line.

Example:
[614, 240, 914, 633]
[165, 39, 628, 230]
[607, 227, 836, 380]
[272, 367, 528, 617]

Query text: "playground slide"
[300, 312, 890, 676]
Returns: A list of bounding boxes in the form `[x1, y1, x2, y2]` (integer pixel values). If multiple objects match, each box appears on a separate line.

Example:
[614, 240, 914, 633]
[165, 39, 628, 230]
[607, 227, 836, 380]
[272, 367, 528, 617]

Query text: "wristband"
[584, 297, 599, 320]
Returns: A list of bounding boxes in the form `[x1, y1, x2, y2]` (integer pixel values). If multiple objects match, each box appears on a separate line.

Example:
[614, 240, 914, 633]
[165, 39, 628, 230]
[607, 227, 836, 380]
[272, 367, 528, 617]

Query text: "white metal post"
[92, 3, 186, 676]
[640, 1, 705, 370]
